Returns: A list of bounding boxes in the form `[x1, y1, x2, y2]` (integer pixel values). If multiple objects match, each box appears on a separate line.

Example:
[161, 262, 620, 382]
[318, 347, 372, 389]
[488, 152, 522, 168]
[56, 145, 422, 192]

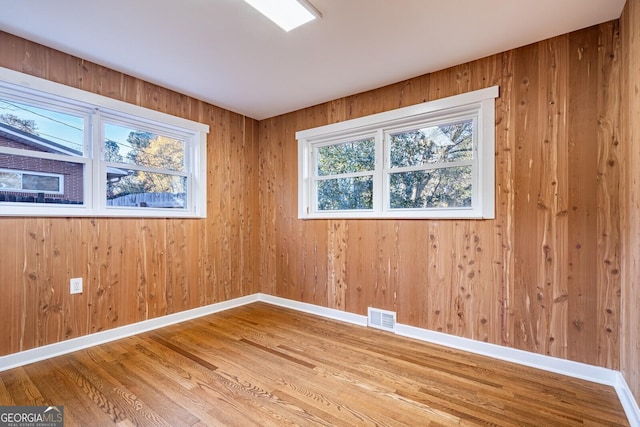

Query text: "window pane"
[107, 170, 186, 209]
[389, 120, 473, 168]
[22, 173, 61, 192]
[317, 176, 373, 210]
[104, 123, 185, 172]
[0, 154, 84, 204]
[0, 97, 84, 155]
[389, 166, 471, 209]
[317, 138, 375, 176]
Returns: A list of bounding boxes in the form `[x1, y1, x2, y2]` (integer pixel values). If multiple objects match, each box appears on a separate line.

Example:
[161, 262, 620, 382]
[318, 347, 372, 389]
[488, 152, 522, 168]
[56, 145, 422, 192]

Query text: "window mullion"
[375, 128, 385, 213]
[87, 109, 100, 212]
[389, 159, 474, 174]
[309, 144, 317, 213]
[104, 162, 188, 177]
[314, 170, 372, 181]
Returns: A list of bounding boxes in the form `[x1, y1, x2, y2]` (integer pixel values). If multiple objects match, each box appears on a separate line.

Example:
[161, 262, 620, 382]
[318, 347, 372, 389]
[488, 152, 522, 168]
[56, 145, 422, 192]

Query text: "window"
[0, 168, 64, 195]
[297, 86, 498, 219]
[0, 67, 209, 218]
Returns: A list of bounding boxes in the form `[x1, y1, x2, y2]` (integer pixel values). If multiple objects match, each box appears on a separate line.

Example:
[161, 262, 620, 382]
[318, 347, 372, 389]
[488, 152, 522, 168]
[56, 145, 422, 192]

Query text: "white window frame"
[297, 86, 498, 219]
[0, 67, 209, 218]
[0, 168, 64, 194]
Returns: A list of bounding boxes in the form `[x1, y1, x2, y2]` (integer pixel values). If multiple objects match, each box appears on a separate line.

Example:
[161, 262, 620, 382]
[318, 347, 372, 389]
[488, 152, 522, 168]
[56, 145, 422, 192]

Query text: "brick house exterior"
[0, 123, 84, 203]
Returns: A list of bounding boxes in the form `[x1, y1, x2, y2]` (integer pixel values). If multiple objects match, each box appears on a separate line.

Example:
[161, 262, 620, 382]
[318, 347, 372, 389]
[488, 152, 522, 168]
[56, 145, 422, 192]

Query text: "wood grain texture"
[0, 303, 629, 426]
[0, 16, 633, 400]
[258, 22, 623, 370]
[566, 27, 600, 367]
[0, 31, 260, 356]
[595, 20, 622, 372]
[620, 0, 640, 406]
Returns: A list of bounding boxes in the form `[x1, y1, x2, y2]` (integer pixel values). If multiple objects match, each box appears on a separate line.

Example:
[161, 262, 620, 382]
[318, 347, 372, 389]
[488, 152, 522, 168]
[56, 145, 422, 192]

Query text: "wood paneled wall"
[258, 22, 623, 370]
[0, 15, 633, 401]
[621, 0, 640, 404]
[0, 31, 261, 356]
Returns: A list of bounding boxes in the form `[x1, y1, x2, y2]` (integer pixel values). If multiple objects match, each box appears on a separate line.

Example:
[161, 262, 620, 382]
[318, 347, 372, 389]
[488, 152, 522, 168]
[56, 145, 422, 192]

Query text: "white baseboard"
[395, 323, 618, 385]
[256, 293, 368, 326]
[0, 294, 259, 372]
[616, 374, 640, 427]
[394, 324, 639, 426]
[1, 293, 637, 426]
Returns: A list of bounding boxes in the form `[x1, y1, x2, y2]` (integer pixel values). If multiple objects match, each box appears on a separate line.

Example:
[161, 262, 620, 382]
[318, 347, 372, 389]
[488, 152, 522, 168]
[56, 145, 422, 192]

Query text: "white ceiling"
[0, 0, 626, 120]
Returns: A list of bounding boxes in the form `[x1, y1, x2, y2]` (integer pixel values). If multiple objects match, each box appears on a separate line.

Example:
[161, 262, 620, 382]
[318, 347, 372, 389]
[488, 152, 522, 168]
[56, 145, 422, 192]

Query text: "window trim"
[297, 86, 498, 219]
[0, 66, 209, 218]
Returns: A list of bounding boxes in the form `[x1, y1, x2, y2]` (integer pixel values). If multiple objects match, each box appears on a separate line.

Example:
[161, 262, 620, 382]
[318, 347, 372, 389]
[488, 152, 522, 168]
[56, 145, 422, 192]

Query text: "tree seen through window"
[389, 120, 473, 209]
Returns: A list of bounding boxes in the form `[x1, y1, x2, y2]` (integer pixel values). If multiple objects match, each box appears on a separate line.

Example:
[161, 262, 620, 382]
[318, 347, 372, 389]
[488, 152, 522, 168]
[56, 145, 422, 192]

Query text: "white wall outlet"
[70, 277, 83, 294]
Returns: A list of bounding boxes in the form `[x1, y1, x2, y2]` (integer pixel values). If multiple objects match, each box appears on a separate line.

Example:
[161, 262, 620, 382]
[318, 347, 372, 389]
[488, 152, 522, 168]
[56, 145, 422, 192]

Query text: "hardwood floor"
[0, 303, 629, 426]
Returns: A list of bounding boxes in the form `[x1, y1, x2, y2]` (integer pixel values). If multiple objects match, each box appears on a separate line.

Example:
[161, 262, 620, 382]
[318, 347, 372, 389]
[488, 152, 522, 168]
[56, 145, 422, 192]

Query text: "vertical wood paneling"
[0, 16, 630, 388]
[511, 35, 574, 359]
[258, 22, 622, 370]
[0, 219, 19, 351]
[326, 220, 347, 311]
[0, 31, 260, 356]
[394, 221, 428, 327]
[494, 52, 514, 348]
[567, 28, 600, 366]
[209, 108, 232, 302]
[426, 222, 449, 333]
[243, 118, 261, 296]
[166, 219, 198, 313]
[512, 42, 542, 355]
[139, 219, 168, 317]
[596, 22, 622, 371]
[621, 0, 640, 405]
[542, 35, 570, 362]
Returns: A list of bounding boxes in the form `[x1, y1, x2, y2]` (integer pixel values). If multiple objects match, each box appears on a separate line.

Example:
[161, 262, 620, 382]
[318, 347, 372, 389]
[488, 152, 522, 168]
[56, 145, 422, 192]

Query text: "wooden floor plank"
[0, 302, 629, 426]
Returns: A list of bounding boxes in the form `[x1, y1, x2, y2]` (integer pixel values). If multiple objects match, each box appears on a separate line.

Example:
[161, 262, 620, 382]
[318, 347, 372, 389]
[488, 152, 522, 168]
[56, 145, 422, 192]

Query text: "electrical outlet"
[70, 277, 83, 294]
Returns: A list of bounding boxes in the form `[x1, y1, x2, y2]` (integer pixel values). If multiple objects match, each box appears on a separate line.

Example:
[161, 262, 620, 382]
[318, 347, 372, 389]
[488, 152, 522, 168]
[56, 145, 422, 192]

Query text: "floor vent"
[367, 307, 396, 333]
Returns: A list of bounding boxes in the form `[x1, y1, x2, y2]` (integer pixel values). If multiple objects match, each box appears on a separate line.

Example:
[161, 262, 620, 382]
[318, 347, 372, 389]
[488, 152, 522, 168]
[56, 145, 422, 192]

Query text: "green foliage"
[316, 138, 375, 210]
[389, 166, 472, 209]
[315, 121, 474, 210]
[389, 121, 473, 209]
[318, 177, 373, 210]
[104, 139, 123, 162]
[317, 138, 375, 175]
[390, 122, 472, 167]
[126, 131, 153, 162]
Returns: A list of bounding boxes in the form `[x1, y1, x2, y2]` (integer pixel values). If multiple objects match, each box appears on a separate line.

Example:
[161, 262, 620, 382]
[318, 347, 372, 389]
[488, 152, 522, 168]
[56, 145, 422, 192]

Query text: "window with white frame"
[0, 67, 209, 217]
[297, 86, 498, 219]
[0, 168, 64, 194]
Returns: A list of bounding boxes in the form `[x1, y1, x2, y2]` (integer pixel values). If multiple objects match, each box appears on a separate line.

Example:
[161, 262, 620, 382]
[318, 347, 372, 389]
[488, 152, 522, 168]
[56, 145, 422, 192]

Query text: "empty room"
[0, 0, 639, 425]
